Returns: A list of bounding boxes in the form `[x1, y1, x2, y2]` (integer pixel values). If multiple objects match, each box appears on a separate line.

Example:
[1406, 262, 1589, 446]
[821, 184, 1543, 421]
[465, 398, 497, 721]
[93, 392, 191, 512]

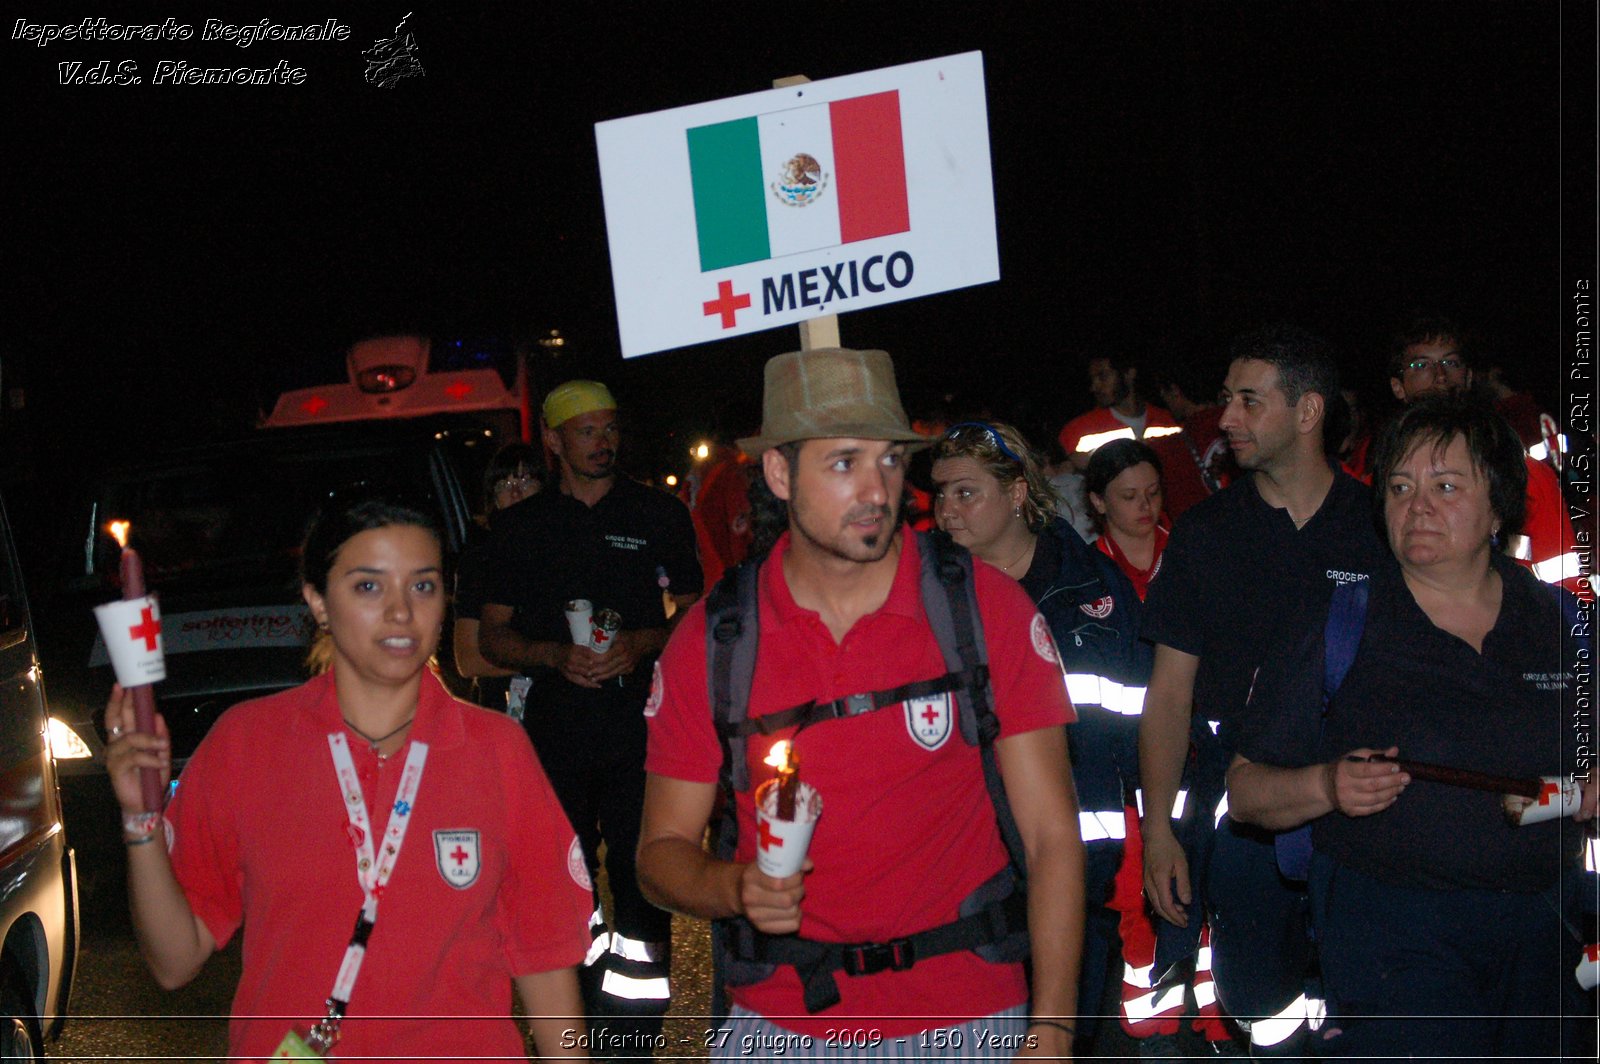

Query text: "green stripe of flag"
[687, 117, 771, 272]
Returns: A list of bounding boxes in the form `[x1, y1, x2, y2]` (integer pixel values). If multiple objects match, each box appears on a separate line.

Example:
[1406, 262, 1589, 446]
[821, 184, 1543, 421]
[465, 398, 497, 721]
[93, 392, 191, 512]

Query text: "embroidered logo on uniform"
[643, 661, 665, 718]
[1078, 596, 1114, 620]
[567, 836, 592, 890]
[434, 829, 481, 889]
[1031, 613, 1061, 663]
[905, 692, 953, 750]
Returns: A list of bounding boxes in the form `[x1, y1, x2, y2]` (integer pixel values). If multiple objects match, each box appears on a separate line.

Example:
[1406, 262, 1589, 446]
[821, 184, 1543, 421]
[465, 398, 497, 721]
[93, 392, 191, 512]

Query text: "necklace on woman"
[342, 715, 415, 757]
[998, 536, 1037, 573]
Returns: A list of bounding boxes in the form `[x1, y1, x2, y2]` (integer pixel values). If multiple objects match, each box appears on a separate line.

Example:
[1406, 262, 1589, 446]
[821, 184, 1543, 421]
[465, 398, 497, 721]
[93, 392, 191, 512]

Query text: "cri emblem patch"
[1031, 613, 1061, 662]
[905, 693, 953, 751]
[643, 661, 664, 718]
[1078, 596, 1114, 620]
[434, 829, 481, 889]
[567, 836, 592, 890]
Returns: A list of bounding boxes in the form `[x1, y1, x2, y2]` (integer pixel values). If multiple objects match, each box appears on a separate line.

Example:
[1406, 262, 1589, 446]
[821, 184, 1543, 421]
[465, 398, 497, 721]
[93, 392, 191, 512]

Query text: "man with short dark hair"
[1138, 325, 1387, 1056]
[640, 347, 1085, 1059]
[480, 380, 702, 1057]
[1386, 317, 1587, 597]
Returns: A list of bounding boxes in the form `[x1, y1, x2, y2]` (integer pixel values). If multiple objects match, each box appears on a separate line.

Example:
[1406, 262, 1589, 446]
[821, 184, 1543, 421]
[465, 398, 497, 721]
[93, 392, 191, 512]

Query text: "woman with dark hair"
[455, 443, 544, 709]
[1228, 396, 1594, 1059]
[1085, 440, 1168, 602]
[106, 483, 590, 1060]
[932, 422, 1233, 1054]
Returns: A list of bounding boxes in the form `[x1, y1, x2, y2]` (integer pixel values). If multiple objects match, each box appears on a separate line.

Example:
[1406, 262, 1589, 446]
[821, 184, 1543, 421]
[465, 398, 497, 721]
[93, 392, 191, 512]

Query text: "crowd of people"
[103, 316, 1593, 1060]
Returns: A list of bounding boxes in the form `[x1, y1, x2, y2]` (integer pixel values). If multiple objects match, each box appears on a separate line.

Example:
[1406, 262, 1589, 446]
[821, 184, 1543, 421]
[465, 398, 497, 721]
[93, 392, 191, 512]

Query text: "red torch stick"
[113, 523, 164, 813]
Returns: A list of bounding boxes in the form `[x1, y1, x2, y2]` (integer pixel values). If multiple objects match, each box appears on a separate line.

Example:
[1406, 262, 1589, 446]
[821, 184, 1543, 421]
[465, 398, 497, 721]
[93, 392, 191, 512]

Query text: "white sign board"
[596, 51, 998, 358]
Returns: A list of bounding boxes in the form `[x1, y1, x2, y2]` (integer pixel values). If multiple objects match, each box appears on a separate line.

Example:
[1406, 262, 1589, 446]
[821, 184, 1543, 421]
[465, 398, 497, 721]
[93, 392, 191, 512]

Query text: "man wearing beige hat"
[481, 379, 702, 1058]
[640, 348, 1085, 1059]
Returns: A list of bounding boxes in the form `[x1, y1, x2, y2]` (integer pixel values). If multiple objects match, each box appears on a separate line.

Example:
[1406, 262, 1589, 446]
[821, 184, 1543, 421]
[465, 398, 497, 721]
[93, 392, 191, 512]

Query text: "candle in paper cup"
[590, 608, 622, 653]
[564, 599, 594, 645]
[753, 776, 821, 878]
[1503, 775, 1582, 826]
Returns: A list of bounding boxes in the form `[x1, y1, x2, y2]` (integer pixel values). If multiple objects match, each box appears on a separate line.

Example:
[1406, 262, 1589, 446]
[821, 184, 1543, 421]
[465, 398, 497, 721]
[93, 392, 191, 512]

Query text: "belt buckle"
[842, 937, 915, 976]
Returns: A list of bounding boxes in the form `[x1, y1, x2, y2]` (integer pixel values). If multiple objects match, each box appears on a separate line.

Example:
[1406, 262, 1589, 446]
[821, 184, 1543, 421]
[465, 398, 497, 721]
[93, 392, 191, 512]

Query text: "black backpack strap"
[917, 530, 1029, 878]
[709, 559, 763, 802]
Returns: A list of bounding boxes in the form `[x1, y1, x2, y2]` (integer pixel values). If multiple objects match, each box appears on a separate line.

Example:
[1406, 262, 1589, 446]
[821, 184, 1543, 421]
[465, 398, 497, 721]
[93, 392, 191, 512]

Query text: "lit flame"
[107, 521, 130, 548]
[764, 740, 792, 771]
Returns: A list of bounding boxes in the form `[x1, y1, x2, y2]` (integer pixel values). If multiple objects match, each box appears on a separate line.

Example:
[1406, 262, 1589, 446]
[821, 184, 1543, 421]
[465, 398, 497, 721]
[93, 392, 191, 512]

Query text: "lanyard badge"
[280, 733, 429, 1057]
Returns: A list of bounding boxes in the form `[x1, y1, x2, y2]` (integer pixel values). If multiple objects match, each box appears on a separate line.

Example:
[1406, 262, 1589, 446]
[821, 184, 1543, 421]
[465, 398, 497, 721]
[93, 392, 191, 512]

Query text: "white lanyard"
[322, 733, 429, 1020]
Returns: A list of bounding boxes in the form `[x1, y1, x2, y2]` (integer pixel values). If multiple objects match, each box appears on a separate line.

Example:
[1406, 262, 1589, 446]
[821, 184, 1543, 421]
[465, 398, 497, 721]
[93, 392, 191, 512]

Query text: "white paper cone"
[754, 779, 822, 877]
[1515, 775, 1582, 826]
[1577, 944, 1600, 991]
[564, 600, 593, 645]
[94, 595, 167, 686]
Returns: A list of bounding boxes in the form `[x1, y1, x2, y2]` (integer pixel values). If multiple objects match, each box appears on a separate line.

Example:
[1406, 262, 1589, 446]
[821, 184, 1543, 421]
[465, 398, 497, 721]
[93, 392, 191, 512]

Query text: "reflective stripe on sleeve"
[1075, 427, 1136, 453]
[1213, 792, 1229, 828]
[1064, 673, 1148, 715]
[1585, 836, 1598, 875]
[1532, 552, 1585, 584]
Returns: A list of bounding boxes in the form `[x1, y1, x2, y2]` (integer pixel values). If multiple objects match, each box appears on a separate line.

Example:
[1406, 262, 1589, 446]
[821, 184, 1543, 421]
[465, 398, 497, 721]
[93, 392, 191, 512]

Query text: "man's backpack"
[703, 530, 1031, 1015]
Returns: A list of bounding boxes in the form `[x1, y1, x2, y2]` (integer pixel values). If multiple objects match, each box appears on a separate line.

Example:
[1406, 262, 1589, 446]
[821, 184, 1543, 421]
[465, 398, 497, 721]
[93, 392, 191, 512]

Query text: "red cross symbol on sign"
[757, 819, 783, 852]
[1538, 779, 1561, 805]
[444, 380, 473, 400]
[450, 845, 470, 866]
[128, 606, 162, 651]
[702, 279, 751, 329]
[301, 395, 328, 415]
[921, 703, 940, 726]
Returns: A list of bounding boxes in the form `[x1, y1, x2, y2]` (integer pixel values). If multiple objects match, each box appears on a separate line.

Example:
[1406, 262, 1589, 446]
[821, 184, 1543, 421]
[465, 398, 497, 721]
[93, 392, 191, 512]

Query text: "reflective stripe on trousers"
[1084, 789, 1188, 842]
[1236, 993, 1326, 1046]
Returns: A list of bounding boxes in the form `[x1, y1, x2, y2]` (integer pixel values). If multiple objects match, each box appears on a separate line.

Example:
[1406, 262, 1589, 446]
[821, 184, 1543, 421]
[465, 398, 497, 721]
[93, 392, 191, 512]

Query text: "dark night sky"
[5, 1, 1595, 478]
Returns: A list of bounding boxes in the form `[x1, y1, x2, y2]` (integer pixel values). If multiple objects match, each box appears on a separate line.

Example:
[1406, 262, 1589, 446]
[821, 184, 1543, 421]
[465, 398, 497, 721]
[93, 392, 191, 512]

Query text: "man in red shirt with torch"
[639, 346, 1085, 1059]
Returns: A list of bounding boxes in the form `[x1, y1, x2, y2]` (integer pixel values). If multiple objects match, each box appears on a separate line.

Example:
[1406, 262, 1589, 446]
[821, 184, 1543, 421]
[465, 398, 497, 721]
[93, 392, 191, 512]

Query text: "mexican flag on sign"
[687, 90, 910, 272]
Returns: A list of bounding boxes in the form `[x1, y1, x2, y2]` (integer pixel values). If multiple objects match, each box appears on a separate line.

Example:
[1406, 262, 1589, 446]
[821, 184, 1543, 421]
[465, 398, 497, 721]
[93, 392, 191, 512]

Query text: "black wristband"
[1028, 1019, 1076, 1038]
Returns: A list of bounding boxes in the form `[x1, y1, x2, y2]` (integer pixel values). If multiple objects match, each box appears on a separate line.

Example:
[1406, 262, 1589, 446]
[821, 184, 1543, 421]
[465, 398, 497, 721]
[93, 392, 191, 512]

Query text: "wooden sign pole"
[773, 73, 841, 352]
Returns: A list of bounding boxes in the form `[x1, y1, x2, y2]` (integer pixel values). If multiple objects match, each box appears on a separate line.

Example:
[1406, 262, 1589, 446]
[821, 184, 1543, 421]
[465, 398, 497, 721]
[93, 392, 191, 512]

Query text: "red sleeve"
[1521, 458, 1587, 596]
[493, 718, 593, 974]
[972, 563, 1076, 733]
[166, 717, 247, 948]
[643, 600, 722, 783]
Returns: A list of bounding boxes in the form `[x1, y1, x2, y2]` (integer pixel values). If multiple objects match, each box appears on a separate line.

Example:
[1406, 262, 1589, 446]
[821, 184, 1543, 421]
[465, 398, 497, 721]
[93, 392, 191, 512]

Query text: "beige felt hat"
[737, 347, 931, 457]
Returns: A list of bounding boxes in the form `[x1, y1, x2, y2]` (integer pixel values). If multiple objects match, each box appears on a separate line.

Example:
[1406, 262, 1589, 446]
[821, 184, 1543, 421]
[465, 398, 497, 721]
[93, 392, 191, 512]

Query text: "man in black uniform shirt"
[481, 380, 702, 1055]
[1137, 326, 1387, 1055]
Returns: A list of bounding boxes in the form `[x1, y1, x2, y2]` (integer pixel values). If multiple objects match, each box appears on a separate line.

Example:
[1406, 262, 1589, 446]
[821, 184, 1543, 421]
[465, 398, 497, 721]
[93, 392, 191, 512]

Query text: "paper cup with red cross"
[1506, 775, 1582, 826]
[753, 778, 822, 878]
[94, 595, 166, 687]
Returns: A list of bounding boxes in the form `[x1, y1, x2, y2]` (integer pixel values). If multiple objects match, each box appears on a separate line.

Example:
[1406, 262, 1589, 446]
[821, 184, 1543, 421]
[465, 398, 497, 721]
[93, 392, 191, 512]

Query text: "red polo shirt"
[647, 531, 1073, 1034]
[167, 669, 591, 1061]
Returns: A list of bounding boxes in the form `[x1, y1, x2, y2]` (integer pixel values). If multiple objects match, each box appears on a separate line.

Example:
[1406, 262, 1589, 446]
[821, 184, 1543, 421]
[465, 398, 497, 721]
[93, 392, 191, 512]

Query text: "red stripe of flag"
[830, 91, 910, 244]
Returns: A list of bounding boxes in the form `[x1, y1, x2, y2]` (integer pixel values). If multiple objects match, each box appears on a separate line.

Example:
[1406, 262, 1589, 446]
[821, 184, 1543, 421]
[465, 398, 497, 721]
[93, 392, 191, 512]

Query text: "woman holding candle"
[1228, 396, 1593, 1059]
[1084, 440, 1169, 602]
[105, 482, 591, 1060]
[932, 422, 1232, 1054]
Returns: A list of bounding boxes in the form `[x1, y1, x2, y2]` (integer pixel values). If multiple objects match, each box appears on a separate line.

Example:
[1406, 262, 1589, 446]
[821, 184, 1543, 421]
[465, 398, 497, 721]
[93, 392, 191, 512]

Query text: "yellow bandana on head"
[542, 380, 617, 428]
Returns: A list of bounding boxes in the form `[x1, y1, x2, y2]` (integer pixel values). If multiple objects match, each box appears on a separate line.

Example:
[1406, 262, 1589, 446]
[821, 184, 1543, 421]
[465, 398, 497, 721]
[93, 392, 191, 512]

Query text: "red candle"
[111, 522, 164, 813]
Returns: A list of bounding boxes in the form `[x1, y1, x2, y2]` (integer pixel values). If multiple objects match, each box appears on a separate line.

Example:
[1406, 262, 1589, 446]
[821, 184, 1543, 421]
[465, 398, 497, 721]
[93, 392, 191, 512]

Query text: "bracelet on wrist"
[125, 832, 159, 847]
[1027, 1019, 1075, 1038]
[122, 810, 162, 844]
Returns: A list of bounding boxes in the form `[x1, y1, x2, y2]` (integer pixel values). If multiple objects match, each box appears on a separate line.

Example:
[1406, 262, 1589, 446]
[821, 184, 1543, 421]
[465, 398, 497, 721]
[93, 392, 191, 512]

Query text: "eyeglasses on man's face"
[1404, 356, 1465, 376]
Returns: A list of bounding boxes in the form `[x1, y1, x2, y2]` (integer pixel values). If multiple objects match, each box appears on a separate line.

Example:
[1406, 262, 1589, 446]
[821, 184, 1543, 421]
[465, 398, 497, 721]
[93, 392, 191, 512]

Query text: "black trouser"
[526, 680, 672, 1058]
